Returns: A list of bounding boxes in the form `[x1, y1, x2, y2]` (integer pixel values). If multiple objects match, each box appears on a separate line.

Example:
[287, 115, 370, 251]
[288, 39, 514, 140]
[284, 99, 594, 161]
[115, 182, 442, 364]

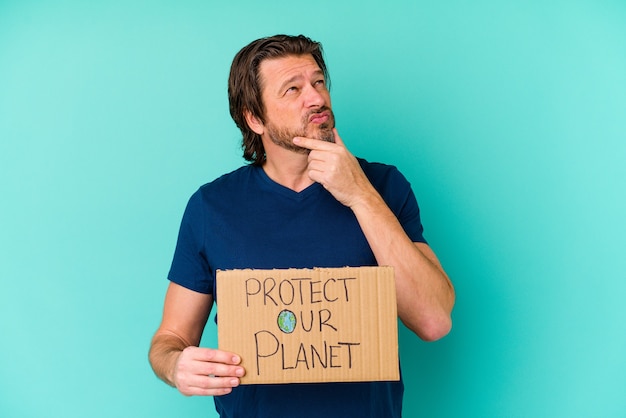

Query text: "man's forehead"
[259, 54, 323, 85]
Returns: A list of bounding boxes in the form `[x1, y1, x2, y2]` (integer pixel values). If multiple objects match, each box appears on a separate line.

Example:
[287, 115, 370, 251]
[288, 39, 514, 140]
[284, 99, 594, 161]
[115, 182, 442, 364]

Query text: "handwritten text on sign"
[217, 267, 399, 384]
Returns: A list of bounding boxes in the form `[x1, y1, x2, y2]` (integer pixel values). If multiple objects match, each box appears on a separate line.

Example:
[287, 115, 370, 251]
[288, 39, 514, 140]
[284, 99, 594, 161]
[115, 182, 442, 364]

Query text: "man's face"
[257, 54, 335, 153]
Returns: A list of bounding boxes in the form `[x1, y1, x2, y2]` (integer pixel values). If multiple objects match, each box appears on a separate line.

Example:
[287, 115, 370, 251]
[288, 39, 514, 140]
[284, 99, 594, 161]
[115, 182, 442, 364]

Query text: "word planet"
[277, 309, 296, 334]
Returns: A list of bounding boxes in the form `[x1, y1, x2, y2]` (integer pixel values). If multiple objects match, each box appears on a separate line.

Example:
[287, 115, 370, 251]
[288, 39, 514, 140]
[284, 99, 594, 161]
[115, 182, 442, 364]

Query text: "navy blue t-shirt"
[168, 159, 426, 418]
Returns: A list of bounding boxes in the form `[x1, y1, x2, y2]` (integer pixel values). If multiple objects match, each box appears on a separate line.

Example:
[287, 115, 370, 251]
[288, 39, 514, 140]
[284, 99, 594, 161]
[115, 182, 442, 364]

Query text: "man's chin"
[313, 126, 335, 143]
[321, 131, 335, 143]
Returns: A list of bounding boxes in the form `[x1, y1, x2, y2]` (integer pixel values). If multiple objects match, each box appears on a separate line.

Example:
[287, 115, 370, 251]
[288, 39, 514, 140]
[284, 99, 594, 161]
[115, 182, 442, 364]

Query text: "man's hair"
[228, 34, 330, 166]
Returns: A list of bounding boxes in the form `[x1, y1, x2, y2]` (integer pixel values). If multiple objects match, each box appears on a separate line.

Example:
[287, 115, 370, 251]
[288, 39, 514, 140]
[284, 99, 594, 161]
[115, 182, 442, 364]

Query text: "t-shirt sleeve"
[365, 161, 427, 244]
[398, 185, 427, 244]
[167, 190, 214, 294]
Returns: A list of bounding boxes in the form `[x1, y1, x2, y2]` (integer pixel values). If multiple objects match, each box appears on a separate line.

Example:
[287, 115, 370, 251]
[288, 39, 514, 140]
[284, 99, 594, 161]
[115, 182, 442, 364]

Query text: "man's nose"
[302, 84, 326, 108]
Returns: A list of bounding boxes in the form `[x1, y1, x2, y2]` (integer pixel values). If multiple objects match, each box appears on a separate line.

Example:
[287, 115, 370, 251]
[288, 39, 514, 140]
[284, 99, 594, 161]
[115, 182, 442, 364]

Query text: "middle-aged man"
[149, 34, 455, 417]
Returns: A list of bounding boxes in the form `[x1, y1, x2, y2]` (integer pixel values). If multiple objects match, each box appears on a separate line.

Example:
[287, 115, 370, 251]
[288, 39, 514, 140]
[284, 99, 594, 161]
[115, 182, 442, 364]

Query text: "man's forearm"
[351, 191, 455, 340]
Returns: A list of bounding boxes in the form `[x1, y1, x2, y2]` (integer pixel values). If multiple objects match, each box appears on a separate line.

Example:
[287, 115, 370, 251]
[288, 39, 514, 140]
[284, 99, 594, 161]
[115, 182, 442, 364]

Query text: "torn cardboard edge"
[217, 266, 399, 385]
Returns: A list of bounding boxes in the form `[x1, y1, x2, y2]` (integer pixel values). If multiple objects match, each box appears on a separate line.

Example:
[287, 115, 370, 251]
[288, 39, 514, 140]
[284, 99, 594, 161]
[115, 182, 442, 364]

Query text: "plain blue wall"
[1, 1, 625, 417]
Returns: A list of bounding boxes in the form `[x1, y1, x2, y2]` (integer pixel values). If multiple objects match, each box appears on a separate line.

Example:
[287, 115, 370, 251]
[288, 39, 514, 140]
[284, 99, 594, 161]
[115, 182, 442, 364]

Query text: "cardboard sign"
[217, 266, 399, 385]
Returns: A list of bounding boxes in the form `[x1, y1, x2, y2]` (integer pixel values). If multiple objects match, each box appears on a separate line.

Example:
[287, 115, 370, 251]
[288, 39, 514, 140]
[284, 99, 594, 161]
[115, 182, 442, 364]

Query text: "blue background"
[1, 1, 625, 417]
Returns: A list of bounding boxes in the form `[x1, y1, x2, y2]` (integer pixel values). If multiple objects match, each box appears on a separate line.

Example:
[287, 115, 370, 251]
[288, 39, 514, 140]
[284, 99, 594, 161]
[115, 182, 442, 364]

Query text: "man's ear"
[244, 110, 264, 135]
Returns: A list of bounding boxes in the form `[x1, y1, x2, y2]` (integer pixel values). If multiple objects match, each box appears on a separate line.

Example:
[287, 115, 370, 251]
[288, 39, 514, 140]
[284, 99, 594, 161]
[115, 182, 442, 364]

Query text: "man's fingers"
[179, 375, 241, 397]
[293, 128, 345, 151]
[186, 374, 241, 391]
[187, 346, 241, 365]
[174, 346, 246, 396]
[184, 348, 245, 378]
[174, 347, 245, 396]
[293, 136, 323, 150]
[192, 360, 246, 378]
[293, 136, 336, 151]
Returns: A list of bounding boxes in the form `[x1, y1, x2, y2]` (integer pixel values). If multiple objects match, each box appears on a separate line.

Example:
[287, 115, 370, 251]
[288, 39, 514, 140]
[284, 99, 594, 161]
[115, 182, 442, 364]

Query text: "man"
[149, 34, 454, 417]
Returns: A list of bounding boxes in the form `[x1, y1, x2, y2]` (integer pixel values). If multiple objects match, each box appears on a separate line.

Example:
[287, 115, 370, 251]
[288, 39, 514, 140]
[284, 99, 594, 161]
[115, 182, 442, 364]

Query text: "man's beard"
[266, 107, 335, 154]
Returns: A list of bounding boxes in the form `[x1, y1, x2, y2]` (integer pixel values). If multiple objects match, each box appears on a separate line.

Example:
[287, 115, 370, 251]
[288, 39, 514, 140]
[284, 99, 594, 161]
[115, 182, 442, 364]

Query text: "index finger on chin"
[293, 136, 332, 150]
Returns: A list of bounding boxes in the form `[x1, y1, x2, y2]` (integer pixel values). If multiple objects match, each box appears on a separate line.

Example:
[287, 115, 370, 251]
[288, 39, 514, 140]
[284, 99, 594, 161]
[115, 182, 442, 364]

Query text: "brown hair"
[228, 34, 330, 166]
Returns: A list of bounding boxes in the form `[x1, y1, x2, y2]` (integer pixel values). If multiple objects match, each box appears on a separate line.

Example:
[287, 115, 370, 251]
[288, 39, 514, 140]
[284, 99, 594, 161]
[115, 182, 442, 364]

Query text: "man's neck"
[262, 150, 314, 193]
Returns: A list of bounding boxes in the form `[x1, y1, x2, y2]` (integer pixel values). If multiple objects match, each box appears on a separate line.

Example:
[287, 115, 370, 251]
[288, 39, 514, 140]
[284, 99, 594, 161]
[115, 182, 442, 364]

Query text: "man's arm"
[293, 129, 455, 341]
[149, 282, 245, 396]
[349, 195, 454, 341]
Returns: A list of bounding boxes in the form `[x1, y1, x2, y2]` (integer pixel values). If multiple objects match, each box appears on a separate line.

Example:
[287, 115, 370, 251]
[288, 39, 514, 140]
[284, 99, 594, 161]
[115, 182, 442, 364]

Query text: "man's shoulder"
[357, 158, 404, 183]
[198, 164, 256, 192]
[183, 165, 258, 210]
[358, 157, 393, 169]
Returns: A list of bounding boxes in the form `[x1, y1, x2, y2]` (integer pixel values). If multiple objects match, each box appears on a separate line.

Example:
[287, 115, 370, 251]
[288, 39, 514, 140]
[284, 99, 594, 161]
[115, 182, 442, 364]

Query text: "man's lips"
[309, 111, 330, 124]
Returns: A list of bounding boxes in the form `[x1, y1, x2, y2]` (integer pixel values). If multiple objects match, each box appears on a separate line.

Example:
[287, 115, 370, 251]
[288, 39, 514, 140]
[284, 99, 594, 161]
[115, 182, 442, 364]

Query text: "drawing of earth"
[277, 309, 296, 334]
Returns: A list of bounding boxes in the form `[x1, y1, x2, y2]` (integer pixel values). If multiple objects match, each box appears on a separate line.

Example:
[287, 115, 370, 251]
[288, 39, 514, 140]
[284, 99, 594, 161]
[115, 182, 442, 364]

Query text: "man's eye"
[286, 86, 298, 93]
[314, 80, 325, 87]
